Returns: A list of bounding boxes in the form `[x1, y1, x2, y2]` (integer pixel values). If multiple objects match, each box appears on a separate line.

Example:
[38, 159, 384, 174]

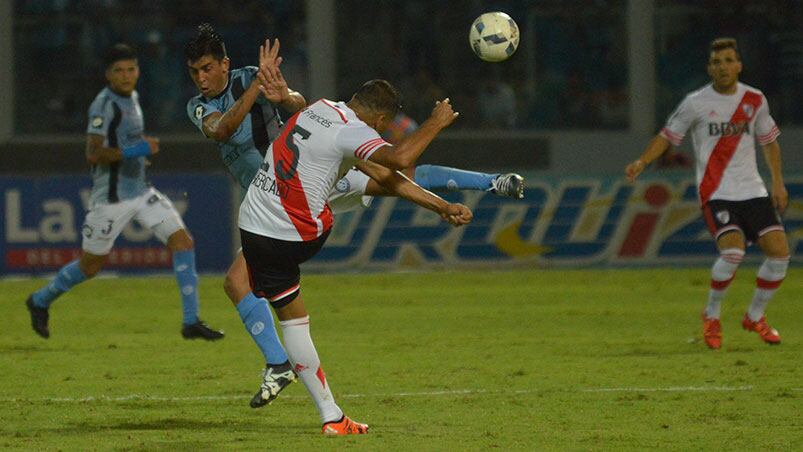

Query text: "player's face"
[187, 55, 230, 97]
[707, 48, 742, 91]
[106, 59, 139, 96]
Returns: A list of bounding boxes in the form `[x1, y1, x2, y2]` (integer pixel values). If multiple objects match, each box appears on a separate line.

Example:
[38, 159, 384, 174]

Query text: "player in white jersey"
[239, 75, 471, 434]
[625, 38, 790, 349]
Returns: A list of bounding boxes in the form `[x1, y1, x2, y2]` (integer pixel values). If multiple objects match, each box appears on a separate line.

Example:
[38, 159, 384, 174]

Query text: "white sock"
[705, 248, 743, 319]
[748, 256, 789, 321]
[280, 316, 343, 424]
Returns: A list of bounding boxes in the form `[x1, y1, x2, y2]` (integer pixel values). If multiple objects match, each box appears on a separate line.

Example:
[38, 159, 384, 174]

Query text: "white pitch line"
[581, 385, 753, 393]
[0, 386, 757, 403]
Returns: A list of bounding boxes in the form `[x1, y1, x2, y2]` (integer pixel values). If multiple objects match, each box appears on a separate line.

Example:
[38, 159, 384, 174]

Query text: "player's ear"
[221, 57, 231, 73]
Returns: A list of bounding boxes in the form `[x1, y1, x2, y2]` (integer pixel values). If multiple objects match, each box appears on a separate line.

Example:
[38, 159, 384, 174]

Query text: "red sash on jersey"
[698, 91, 762, 206]
[272, 113, 334, 241]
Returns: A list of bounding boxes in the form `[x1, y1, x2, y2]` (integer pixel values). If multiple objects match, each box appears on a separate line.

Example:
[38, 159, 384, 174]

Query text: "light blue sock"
[31, 259, 87, 308]
[414, 164, 497, 192]
[173, 250, 199, 325]
[236, 293, 289, 365]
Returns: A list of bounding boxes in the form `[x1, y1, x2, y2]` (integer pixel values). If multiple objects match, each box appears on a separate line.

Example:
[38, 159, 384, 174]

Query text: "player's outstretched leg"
[742, 255, 788, 345]
[26, 258, 89, 338]
[280, 313, 368, 435]
[702, 248, 743, 349]
[413, 164, 525, 199]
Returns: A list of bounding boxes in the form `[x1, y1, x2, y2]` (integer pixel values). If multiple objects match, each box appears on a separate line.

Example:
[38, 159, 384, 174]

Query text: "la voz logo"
[1, 175, 232, 273]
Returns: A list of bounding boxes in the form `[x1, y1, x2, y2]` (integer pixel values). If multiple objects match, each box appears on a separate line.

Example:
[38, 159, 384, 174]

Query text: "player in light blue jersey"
[26, 44, 224, 341]
[185, 24, 307, 407]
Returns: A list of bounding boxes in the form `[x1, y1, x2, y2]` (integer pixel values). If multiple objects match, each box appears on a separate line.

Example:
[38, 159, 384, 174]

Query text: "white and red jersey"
[660, 82, 780, 206]
[239, 99, 390, 241]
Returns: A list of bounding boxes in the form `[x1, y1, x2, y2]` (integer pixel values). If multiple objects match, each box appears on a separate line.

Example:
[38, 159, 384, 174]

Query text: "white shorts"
[82, 187, 186, 255]
[328, 169, 374, 214]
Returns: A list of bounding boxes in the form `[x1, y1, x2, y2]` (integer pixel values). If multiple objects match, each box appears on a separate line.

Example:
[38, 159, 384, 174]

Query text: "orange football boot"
[322, 415, 369, 435]
[702, 312, 722, 349]
[741, 314, 780, 345]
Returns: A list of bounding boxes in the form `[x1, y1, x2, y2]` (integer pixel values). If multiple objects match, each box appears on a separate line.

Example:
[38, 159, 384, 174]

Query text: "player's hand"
[624, 159, 645, 183]
[429, 98, 459, 129]
[145, 136, 160, 156]
[440, 203, 473, 227]
[256, 38, 289, 104]
[771, 182, 788, 214]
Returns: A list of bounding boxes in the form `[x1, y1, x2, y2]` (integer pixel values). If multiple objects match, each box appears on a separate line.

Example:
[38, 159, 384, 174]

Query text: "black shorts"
[240, 228, 330, 309]
[702, 197, 784, 243]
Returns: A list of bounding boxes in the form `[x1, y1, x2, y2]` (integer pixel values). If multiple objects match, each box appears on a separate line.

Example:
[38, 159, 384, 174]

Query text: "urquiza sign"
[310, 175, 802, 268]
[1, 174, 232, 274]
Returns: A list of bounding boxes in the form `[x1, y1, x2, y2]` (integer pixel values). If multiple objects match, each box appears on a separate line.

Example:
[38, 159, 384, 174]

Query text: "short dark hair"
[352, 80, 401, 117]
[185, 23, 227, 62]
[104, 43, 137, 69]
[709, 37, 740, 60]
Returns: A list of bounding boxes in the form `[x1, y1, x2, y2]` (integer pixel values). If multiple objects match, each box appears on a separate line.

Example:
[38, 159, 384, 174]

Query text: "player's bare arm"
[255, 39, 306, 113]
[368, 99, 459, 170]
[355, 160, 472, 226]
[85, 134, 122, 165]
[761, 140, 787, 213]
[201, 80, 262, 142]
[625, 134, 672, 183]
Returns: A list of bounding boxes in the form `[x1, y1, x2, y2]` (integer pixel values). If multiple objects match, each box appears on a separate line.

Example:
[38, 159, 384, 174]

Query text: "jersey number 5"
[277, 125, 311, 180]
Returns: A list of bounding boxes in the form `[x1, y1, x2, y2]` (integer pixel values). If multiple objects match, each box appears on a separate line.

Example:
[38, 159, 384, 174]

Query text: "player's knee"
[763, 255, 790, 279]
[713, 248, 744, 280]
[79, 260, 103, 278]
[167, 229, 194, 251]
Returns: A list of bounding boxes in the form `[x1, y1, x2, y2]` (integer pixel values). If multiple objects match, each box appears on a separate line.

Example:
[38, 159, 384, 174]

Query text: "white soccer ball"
[469, 12, 520, 62]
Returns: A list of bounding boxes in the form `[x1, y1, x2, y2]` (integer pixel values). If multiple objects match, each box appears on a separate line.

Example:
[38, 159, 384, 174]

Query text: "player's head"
[104, 43, 139, 96]
[348, 80, 401, 133]
[185, 23, 230, 97]
[707, 37, 742, 90]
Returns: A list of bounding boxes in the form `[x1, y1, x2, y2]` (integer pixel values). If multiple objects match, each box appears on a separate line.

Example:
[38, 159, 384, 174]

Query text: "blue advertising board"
[1, 174, 232, 275]
[310, 174, 803, 269]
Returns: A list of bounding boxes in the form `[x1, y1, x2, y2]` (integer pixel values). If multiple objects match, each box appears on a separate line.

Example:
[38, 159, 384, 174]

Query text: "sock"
[236, 293, 289, 365]
[280, 316, 343, 424]
[705, 248, 744, 319]
[414, 164, 496, 192]
[31, 259, 88, 308]
[748, 256, 789, 321]
[172, 250, 199, 325]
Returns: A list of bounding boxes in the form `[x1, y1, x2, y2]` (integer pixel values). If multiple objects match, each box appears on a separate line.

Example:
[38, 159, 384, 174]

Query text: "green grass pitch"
[1, 269, 800, 450]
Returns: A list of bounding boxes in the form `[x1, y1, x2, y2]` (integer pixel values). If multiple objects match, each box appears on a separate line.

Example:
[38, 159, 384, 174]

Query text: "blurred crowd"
[12, 0, 803, 134]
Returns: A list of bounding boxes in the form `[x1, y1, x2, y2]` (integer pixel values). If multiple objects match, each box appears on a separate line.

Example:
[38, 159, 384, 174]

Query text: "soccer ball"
[469, 12, 520, 62]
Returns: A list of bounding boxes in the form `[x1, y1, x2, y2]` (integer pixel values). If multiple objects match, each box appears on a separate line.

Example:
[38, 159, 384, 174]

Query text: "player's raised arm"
[624, 134, 672, 183]
[255, 38, 306, 114]
[354, 160, 472, 226]
[368, 99, 459, 170]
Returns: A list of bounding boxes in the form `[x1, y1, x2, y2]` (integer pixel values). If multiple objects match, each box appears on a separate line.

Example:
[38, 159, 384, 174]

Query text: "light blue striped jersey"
[86, 87, 149, 206]
[186, 66, 283, 190]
